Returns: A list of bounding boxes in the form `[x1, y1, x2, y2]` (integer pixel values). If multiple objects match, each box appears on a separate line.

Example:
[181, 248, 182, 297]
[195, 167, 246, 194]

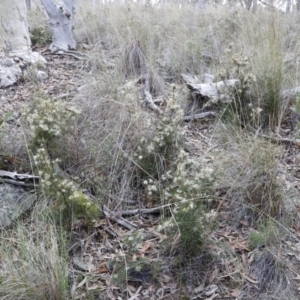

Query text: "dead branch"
[0, 170, 40, 187]
[120, 207, 162, 216]
[143, 74, 162, 114]
[183, 111, 217, 121]
[181, 73, 239, 100]
[103, 206, 137, 230]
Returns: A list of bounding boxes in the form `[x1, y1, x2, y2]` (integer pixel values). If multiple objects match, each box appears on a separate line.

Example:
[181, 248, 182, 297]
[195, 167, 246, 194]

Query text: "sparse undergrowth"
[1, 1, 300, 299]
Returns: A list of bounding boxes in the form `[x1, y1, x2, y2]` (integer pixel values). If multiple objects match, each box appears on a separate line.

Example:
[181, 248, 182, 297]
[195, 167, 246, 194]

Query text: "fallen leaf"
[77, 276, 87, 288]
[139, 241, 151, 254]
[231, 239, 251, 252]
[230, 288, 241, 297]
[93, 262, 109, 274]
[205, 284, 218, 296]
[205, 293, 219, 300]
[87, 284, 104, 291]
[194, 284, 204, 293]
[93, 219, 107, 227]
[208, 268, 219, 284]
[242, 273, 259, 284]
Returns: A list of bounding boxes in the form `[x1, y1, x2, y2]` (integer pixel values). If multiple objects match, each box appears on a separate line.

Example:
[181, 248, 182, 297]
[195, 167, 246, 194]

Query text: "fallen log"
[181, 73, 239, 101]
[0, 170, 40, 187]
[182, 73, 300, 106]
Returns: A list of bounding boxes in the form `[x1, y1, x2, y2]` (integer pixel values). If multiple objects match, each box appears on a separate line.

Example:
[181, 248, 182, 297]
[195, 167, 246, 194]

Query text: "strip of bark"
[103, 206, 137, 230]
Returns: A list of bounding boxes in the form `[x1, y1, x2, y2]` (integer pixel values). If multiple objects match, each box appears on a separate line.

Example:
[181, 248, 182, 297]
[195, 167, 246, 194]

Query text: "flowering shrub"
[25, 97, 100, 223]
[218, 48, 260, 126]
[136, 97, 216, 255]
[25, 97, 80, 149]
[147, 149, 217, 255]
[136, 98, 184, 180]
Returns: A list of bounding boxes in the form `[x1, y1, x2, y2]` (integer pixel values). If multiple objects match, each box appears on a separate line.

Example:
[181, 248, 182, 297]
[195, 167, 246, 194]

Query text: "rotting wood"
[143, 74, 162, 114]
[0, 170, 40, 187]
[181, 73, 239, 100]
[182, 74, 300, 107]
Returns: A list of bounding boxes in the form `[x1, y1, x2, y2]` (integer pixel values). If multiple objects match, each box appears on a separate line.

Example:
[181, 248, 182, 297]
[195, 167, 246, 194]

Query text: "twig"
[0, 170, 40, 180]
[120, 207, 161, 216]
[103, 206, 137, 230]
[143, 73, 162, 114]
[144, 89, 162, 114]
[248, 127, 300, 146]
[102, 226, 118, 238]
[183, 111, 217, 121]
[257, 133, 300, 145]
[0, 178, 39, 187]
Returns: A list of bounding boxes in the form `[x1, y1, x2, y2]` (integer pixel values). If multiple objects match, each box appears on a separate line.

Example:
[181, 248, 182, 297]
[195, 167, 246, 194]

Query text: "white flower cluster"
[137, 99, 185, 160]
[157, 219, 173, 232]
[25, 98, 81, 139]
[34, 147, 94, 211]
[248, 103, 263, 117]
[152, 150, 216, 245]
[27, 98, 99, 219]
[134, 97, 218, 252]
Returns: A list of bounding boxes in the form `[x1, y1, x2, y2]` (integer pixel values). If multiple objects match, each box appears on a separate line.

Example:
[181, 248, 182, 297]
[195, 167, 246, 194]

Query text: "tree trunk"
[252, 0, 257, 13]
[41, 0, 76, 52]
[246, 0, 253, 10]
[286, 0, 292, 13]
[0, 0, 31, 57]
[26, 0, 31, 10]
[245, 0, 257, 12]
[0, 0, 46, 87]
[297, 0, 300, 11]
[197, 0, 208, 11]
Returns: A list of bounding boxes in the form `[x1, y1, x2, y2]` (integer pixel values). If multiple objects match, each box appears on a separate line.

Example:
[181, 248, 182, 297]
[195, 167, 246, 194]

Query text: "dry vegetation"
[2, 1, 300, 299]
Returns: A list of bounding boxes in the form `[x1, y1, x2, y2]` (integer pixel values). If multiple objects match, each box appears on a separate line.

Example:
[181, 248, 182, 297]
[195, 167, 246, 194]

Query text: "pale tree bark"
[286, 0, 292, 13]
[245, 0, 257, 12]
[246, 0, 253, 10]
[297, 0, 300, 11]
[252, 0, 257, 12]
[0, 0, 31, 57]
[0, 0, 45, 87]
[41, 0, 76, 52]
[197, 0, 209, 11]
[26, 0, 31, 10]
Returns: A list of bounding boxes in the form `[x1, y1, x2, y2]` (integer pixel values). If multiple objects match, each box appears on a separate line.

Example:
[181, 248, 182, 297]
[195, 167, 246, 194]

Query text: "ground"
[2, 48, 300, 300]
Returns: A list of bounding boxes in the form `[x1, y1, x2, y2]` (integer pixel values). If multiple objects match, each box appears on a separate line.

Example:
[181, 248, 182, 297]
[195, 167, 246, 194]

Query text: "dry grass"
[215, 124, 287, 225]
[246, 249, 296, 299]
[0, 208, 68, 300]
[2, 1, 300, 299]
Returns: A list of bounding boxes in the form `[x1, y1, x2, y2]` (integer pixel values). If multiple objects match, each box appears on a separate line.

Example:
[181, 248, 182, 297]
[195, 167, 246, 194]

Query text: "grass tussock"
[216, 125, 286, 225]
[246, 249, 296, 299]
[0, 212, 68, 300]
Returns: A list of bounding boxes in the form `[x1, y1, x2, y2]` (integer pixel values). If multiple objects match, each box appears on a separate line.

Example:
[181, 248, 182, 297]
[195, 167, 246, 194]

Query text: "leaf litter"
[3, 48, 300, 299]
